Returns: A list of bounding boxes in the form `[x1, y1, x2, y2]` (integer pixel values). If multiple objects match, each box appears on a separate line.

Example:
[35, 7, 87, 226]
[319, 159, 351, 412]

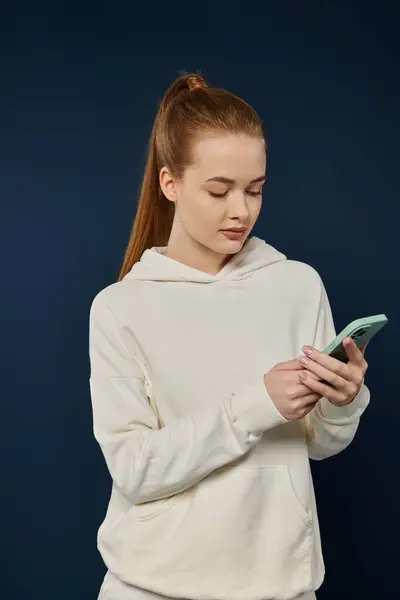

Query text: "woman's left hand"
[297, 338, 369, 406]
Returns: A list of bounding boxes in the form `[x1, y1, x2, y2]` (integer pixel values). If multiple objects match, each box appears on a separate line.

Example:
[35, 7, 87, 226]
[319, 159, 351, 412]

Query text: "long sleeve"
[306, 277, 370, 461]
[88, 295, 287, 505]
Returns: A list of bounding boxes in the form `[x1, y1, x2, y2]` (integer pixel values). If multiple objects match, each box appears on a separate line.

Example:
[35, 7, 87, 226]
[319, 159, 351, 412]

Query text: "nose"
[227, 192, 250, 221]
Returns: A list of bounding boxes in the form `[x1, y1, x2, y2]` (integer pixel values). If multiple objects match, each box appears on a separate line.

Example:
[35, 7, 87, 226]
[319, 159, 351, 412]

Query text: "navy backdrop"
[2, 2, 399, 599]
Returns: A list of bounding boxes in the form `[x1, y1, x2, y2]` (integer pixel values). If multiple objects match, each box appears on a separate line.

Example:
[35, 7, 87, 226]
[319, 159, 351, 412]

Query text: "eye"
[209, 190, 262, 198]
[209, 191, 227, 198]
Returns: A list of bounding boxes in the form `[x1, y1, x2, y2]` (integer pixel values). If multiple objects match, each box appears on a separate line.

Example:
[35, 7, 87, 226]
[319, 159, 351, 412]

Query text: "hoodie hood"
[123, 236, 287, 284]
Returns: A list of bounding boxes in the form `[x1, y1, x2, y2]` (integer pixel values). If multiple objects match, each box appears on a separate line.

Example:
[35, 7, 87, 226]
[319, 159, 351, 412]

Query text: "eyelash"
[209, 191, 262, 198]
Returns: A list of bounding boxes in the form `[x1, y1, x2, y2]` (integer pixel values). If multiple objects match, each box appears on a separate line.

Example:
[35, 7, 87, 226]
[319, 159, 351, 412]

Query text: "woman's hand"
[297, 338, 369, 407]
[263, 360, 323, 421]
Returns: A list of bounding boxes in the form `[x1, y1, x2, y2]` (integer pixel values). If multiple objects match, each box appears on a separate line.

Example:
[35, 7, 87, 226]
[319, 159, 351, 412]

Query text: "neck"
[164, 227, 232, 276]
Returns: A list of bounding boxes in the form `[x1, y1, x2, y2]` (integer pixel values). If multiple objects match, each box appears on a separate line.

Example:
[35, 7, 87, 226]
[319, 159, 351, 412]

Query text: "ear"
[159, 166, 178, 203]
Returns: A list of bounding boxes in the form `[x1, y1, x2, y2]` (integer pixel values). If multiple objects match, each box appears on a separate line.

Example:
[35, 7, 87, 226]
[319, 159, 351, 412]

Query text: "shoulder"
[268, 260, 327, 322]
[89, 279, 139, 320]
[270, 258, 324, 295]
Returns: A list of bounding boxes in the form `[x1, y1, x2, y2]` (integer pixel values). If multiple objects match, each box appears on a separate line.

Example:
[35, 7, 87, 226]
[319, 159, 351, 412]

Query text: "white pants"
[98, 571, 317, 600]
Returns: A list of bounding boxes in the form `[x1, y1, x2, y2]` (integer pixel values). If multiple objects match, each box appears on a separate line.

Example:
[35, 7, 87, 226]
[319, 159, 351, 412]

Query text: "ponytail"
[117, 72, 209, 281]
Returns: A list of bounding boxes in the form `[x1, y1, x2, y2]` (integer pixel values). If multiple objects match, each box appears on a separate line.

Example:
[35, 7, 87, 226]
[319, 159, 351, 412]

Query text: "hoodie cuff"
[318, 383, 370, 422]
[230, 376, 289, 436]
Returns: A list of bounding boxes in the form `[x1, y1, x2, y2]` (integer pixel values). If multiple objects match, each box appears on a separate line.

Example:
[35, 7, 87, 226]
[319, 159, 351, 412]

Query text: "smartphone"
[322, 314, 388, 363]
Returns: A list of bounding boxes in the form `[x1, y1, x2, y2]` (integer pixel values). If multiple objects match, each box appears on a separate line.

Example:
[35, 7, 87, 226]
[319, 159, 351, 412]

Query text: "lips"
[221, 229, 247, 240]
[221, 228, 246, 233]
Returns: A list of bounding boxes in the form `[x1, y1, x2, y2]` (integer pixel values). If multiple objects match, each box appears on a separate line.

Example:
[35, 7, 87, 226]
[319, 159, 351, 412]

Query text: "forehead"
[188, 133, 266, 181]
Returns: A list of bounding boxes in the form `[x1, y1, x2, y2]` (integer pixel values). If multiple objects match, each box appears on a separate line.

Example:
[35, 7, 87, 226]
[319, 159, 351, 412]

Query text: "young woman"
[89, 72, 370, 600]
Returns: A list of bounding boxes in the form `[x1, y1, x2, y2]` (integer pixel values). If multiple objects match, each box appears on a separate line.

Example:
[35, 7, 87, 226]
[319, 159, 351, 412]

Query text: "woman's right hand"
[263, 360, 323, 421]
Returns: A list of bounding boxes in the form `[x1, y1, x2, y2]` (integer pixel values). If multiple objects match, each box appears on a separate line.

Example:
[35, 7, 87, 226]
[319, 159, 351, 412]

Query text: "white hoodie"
[89, 236, 370, 600]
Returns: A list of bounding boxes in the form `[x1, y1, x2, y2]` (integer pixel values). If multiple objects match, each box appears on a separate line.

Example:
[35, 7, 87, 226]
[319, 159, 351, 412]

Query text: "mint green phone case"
[322, 314, 388, 363]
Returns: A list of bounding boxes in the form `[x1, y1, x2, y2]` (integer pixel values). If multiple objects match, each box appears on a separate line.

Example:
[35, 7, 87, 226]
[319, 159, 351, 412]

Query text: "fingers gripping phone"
[322, 314, 388, 363]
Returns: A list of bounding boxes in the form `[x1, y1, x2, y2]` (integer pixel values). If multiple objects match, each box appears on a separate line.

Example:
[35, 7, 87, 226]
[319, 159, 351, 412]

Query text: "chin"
[225, 244, 243, 254]
[198, 232, 248, 256]
[220, 237, 247, 253]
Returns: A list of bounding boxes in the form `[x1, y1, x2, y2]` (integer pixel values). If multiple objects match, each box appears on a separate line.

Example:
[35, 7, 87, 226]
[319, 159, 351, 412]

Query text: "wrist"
[343, 378, 365, 406]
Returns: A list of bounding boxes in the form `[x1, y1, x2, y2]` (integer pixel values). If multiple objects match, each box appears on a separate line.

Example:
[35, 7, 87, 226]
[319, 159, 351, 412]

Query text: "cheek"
[254, 194, 263, 212]
[179, 193, 212, 228]
[253, 201, 262, 219]
[189, 193, 219, 219]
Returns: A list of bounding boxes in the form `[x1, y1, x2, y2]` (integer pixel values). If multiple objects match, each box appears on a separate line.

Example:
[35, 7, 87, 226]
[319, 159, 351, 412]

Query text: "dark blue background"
[2, 2, 399, 598]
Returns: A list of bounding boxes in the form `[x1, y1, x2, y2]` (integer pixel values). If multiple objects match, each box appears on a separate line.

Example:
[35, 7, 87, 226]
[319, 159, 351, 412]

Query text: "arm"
[306, 278, 370, 461]
[89, 295, 287, 504]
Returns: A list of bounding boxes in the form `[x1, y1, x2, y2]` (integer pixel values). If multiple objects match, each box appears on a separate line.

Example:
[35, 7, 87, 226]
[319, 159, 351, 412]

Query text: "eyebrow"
[205, 175, 266, 184]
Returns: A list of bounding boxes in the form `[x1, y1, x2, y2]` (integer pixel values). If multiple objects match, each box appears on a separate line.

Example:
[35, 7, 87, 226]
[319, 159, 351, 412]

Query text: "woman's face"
[160, 133, 266, 273]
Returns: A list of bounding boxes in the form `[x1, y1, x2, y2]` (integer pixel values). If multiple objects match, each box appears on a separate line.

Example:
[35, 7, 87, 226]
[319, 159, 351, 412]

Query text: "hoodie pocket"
[134, 490, 185, 521]
[252, 464, 312, 528]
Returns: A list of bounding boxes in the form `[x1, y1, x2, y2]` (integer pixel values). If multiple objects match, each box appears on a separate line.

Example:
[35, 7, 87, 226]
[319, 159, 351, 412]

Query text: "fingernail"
[302, 345, 313, 355]
[298, 355, 309, 364]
